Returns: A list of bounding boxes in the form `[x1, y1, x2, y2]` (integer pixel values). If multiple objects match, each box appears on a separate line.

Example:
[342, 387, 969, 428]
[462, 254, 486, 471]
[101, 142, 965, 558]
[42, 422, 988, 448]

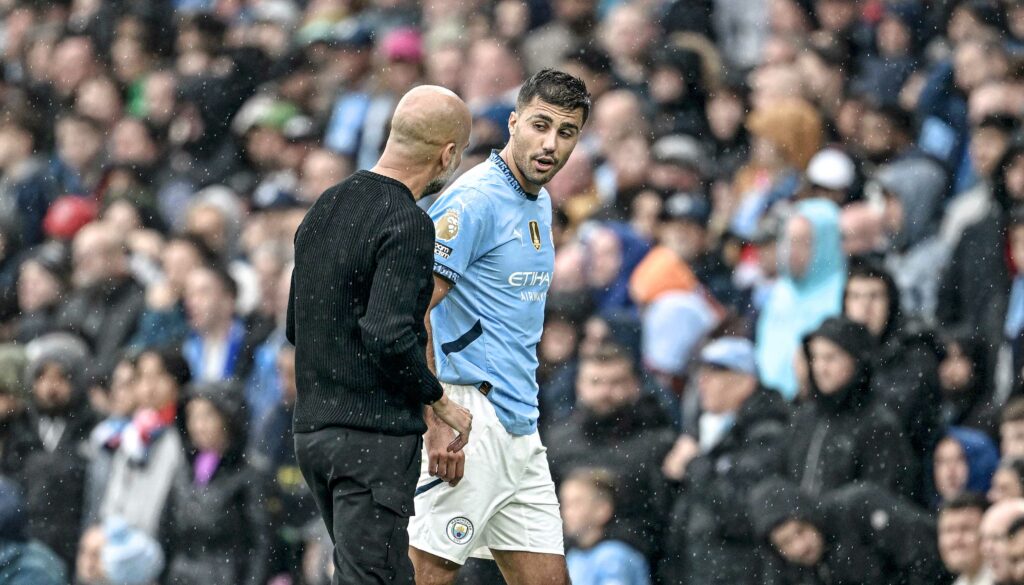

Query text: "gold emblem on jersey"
[529, 220, 542, 250]
[435, 209, 460, 241]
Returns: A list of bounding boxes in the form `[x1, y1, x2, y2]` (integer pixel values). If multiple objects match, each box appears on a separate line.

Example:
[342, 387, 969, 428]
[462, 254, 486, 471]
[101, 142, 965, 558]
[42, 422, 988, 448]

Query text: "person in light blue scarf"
[756, 199, 845, 400]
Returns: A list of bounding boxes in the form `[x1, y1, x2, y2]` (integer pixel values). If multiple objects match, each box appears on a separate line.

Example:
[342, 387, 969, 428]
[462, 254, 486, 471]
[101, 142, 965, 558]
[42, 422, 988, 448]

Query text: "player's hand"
[426, 394, 472, 486]
[662, 434, 700, 481]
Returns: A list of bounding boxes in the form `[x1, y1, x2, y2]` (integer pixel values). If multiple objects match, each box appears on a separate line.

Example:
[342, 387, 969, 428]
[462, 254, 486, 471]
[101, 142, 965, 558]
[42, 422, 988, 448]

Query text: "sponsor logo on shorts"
[435, 242, 452, 259]
[446, 517, 474, 545]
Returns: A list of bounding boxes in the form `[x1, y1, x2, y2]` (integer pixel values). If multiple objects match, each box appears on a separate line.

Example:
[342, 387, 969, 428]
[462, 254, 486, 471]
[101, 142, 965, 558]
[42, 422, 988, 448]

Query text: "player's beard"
[511, 139, 563, 188]
[423, 154, 460, 197]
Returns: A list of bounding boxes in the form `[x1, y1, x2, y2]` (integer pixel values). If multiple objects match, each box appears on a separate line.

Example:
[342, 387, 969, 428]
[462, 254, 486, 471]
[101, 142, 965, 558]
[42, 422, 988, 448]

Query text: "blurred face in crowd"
[299, 149, 351, 203]
[108, 360, 137, 419]
[135, 353, 178, 410]
[33, 363, 74, 412]
[840, 204, 884, 256]
[935, 438, 969, 503]
[75, 526, 105, 584]
[1003, 420, 1024, 460]
[586, 228, 622, 289]
[576, 356, 640, 416]
[707, 91, 745, 142]
[938, 506, 985, 576]
[876, 15, 911, 57]
[940, 341, 974, 395]
[50, 36, 97, 97]
[75, 76, 123, 128]
[698, 365, 756, 414]
[144, 71, 177, 126]
[783, 216, 813, 279]
[465, 40, 522, 104]
[601, 4, 653, 62]
[991, 468, 1024, 504]
[426, 45, 464, 94]
[971, 126, 1010, 179]
[807, 336, 856, 395]
[560, 478, 612, 544]
[507, 95, 585, 192]
[278, 347, 297, 407]
[771, 0, 813, 33]
[56, 117, 103, 172]
[660, 219, 707, 263]
[770, 520, 824, 566]
[0, 124, 32, 171]
[749, 65, 802, 110]
[859, 110, 900, 163]
[162, 239, 205, 294]
[982, 504, 1023, 581]
[186, 397, 229, 454]
[1011, 226, 1024, 276]
[1006, 154, 1024, 203]
[109, 118, 158, 165]
[592, 90, 643, 147]
[540, 320, 578, 366]
[17, 260, 61, 313]
[184, 268, 235, 335]
[72, 224, 126, 288]
[844, 277, 890, 338]
[955, 41, 1008, 94]
[186, 204, 228, 255]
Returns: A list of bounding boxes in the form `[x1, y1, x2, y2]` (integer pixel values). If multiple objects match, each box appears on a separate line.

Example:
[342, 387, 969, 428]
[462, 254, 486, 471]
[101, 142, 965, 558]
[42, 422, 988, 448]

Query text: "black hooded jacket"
[547, 392, 677, 557]
[749, 479, 945, 585]
[786, 318, 916, 499]
[660, 387, 790, 585]
[163, 381, 270, 585]
[844, 263, 944, 460]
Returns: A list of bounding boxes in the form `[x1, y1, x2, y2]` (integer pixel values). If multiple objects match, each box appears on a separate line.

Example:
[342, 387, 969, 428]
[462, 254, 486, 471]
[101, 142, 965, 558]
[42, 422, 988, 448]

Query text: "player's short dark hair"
[940, 492, 990, 516]
[516, 69, 592, 125]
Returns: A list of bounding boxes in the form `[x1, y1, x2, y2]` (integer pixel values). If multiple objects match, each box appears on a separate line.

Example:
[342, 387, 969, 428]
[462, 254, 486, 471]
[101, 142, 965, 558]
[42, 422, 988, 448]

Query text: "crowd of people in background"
[4, 0, 1024, 583]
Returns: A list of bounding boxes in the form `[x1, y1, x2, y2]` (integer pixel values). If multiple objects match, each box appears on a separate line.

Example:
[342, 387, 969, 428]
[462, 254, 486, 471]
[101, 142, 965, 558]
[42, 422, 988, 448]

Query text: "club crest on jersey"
[446, 517, 474, 544]
[435, 209, 460, 241]
[529, 220, 542, 250]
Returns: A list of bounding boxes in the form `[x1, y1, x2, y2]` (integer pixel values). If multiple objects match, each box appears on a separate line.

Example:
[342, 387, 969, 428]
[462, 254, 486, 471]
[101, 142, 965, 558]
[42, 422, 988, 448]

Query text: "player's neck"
[498, 146, 541, 195]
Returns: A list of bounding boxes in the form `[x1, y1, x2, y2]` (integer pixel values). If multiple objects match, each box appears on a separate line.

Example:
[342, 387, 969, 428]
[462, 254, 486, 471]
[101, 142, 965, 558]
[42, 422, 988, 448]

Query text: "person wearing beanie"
[99, 347, 190, 537]
[0, 475, 67, 585]
[786, 317, 916, 499]
[21, 332, 98, 565]
[748, 477, 944, 585]
[162, 380, 269, 585]
[75, 518, 164, 585]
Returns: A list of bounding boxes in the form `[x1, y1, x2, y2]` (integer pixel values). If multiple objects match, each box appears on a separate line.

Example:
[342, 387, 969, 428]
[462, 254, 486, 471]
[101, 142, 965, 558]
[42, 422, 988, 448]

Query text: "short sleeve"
[428, 188, 489, 286]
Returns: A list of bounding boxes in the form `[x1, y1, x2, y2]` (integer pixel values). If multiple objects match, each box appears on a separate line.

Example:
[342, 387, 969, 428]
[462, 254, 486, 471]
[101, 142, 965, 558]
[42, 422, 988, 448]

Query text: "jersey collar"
[489, 150, 538, 201]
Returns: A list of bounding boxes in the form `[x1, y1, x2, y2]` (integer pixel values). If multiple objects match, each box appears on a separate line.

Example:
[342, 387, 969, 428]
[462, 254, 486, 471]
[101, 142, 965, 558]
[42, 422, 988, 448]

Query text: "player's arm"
[424, 274, 467, 485]
[424, 275, 451, 375]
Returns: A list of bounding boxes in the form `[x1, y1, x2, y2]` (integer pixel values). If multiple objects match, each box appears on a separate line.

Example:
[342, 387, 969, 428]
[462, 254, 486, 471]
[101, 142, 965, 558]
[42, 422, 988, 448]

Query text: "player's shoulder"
[430, 161, 501, 217]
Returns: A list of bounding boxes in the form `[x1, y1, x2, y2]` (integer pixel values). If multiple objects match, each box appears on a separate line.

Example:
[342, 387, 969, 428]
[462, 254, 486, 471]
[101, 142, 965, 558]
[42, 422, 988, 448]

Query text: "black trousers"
[294, 426, 422, 585]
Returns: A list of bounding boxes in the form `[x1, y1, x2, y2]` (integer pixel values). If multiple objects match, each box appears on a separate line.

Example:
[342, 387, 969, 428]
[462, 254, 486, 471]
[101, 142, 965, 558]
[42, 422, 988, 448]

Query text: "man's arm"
[423, 274, 469, 485]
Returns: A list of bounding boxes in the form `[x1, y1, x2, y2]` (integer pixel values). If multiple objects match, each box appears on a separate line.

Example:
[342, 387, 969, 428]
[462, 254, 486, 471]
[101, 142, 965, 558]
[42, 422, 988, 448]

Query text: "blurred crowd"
[5, 0, 1024, 584]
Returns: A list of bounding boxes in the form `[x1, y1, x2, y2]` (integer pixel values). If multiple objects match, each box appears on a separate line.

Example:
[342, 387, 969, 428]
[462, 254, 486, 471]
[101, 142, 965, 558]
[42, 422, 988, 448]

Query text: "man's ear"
[441, 142, 456, 169]
[508, 110, 518, 137]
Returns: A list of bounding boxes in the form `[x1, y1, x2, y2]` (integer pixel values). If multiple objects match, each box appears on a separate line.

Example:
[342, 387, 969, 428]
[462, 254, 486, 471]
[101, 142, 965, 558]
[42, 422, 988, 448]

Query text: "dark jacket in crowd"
[0, 476, 65, 585]
[787, 318, 916, 499]
[940, 333, 1000, 440]
[54, 274, 145, 379]
[846, 263, 944, 460]
[661, 387, 790, 585]
[163, 381, 270, 585]
[547, 393, 676, 557]
[750, 479, 945, 585]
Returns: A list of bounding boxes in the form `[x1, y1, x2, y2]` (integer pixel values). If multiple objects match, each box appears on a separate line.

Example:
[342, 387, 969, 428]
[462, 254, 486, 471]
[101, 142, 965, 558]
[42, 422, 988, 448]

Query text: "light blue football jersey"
[429, 151, 555, 436]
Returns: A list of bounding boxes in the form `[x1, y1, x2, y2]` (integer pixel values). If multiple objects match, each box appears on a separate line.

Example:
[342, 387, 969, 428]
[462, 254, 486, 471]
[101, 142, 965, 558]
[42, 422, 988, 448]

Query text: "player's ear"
[508, 110, 518, 137]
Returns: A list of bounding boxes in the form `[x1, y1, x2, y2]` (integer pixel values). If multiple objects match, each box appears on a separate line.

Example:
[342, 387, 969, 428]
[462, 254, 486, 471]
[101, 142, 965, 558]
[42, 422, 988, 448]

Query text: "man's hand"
[662, 434, 700, 481]
[426, 394, 472, 486]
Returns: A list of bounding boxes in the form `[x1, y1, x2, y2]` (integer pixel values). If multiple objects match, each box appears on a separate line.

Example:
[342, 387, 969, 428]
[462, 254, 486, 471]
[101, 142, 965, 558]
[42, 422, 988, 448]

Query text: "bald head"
[378, 85, 471, 197]
[387, 86, 471, 162]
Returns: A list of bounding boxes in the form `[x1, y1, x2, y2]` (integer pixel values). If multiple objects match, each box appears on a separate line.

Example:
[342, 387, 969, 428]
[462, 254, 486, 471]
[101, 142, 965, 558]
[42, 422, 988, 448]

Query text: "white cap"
[806, 148, 856, 191]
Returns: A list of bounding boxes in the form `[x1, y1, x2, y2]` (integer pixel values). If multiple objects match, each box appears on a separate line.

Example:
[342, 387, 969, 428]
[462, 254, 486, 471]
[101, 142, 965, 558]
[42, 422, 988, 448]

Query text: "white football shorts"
[408, 383, 564, 565]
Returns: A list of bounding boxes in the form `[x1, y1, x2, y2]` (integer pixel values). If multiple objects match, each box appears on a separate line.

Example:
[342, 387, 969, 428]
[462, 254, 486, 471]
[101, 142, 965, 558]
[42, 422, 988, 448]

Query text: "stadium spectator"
[990, 459, 1024, 504]
[940, 332, 1001, 440]
[938, 493, 993, 585]
[934, 427, 1000, 506]
[1002, 399, 1024, 459]
[0, 476, 65, 585]
[979, 498, 1024, 584]
[75, 518, 164, 585]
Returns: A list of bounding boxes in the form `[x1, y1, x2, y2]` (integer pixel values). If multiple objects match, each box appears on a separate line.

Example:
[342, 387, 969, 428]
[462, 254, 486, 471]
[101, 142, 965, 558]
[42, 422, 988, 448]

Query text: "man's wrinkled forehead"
[518, 96, 585, 131]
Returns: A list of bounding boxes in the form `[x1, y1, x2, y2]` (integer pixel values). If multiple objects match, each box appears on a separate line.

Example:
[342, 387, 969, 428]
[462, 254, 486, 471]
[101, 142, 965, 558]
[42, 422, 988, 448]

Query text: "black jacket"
[163, 382, 270, 585]
[750, 480, 945, 585]
[661, 388, 790, 585]
[547, 393, 676, 557]
[54, 275, 144, 379]
[788, 318, 916, 499]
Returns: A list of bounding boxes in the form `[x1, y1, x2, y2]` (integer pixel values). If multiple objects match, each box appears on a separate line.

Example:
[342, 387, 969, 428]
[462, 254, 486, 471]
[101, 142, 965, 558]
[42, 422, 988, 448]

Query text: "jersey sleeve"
[428, 187, 489, 286]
